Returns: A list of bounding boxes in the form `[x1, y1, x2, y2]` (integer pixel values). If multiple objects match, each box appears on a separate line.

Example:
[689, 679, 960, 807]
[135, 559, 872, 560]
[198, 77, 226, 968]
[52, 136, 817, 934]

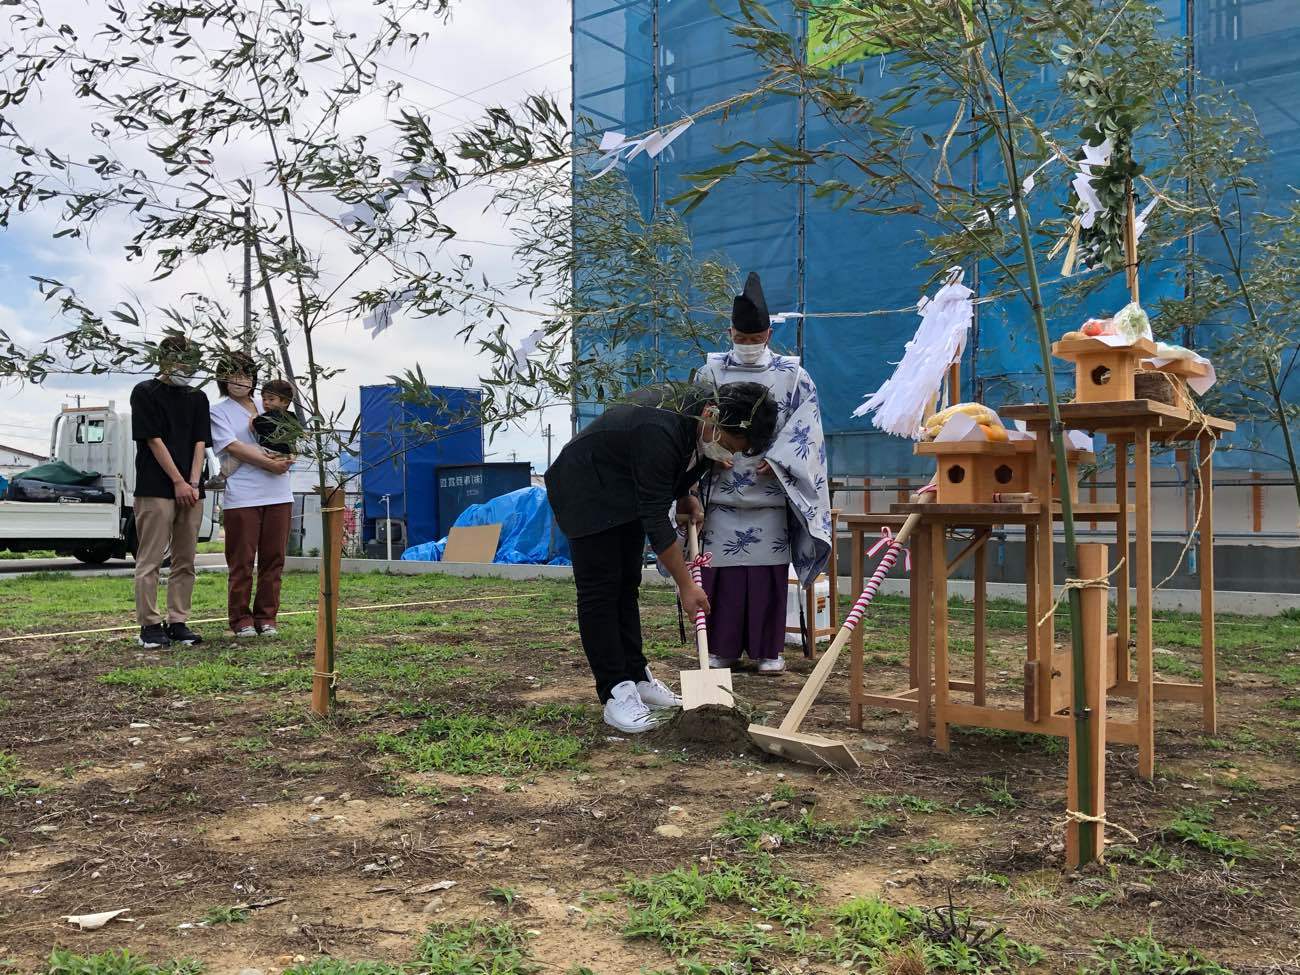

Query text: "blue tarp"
[573, 0, 1300, 474]
[401, 487, 572, 565]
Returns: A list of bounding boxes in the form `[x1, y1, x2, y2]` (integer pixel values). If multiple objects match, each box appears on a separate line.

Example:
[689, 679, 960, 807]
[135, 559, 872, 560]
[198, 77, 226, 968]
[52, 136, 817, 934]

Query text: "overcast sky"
[0, 0, 573, 470]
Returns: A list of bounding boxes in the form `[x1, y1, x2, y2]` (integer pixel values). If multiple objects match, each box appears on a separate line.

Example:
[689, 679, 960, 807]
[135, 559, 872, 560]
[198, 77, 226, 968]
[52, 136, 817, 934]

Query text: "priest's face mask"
[730, 327, 772, 365]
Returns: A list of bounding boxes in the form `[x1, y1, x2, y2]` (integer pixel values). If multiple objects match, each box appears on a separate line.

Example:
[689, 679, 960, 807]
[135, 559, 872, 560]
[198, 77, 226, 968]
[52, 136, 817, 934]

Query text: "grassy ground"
[0, 569, 1296, 974]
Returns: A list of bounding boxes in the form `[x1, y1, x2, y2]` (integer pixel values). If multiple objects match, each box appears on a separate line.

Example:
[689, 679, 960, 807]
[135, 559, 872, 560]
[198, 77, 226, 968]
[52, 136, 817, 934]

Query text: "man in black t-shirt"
[130, 335, 212, 649]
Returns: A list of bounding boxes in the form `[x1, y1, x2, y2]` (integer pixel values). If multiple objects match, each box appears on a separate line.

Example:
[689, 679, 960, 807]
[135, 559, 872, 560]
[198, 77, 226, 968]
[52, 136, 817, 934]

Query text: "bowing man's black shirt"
[545, 386, 710, 556]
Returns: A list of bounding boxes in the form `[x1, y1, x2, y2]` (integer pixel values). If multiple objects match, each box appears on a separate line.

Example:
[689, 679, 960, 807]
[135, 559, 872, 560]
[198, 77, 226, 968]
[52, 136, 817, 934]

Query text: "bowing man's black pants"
[569, 520, 651, 702]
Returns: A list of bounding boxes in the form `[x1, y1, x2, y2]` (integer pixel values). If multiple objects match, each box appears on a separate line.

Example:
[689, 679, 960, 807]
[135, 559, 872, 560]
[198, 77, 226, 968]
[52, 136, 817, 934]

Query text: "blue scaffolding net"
[572, 0, 1300, 475]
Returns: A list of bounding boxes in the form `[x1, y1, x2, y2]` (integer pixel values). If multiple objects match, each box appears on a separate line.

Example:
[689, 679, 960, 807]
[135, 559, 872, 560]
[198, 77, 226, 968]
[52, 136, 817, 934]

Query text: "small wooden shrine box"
[915, 441, 1027, 504]
[1012, 440, 1096, 504]
[1052, 336, 1157, 403]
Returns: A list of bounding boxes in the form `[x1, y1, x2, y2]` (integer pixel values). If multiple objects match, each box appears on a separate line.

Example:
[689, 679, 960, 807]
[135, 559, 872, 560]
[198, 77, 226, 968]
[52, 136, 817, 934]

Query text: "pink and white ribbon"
[687, 551, 712, 633]
[867, 527, 911, 571]
[842, 538, 906, 635]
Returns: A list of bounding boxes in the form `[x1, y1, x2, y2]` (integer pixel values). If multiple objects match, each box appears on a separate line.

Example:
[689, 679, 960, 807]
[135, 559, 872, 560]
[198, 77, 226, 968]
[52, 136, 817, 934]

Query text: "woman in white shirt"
[210, 353, 295, 637]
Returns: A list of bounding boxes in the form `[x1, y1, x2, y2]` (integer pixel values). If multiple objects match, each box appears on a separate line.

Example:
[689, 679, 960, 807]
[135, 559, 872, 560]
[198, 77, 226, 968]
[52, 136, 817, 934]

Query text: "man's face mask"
[731, 342, 768, 365]
[165, 367, 197, 387]
[700, 428, 735, 463]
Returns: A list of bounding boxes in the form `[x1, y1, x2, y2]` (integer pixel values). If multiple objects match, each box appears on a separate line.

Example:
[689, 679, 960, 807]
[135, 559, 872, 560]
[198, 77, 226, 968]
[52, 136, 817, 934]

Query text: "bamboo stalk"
[1125, 178, 1140, 304]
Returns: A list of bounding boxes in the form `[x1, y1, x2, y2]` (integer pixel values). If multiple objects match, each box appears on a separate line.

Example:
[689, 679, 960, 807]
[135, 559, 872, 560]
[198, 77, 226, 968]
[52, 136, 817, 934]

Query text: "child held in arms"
[251, 379, 300, 459]
[220, 379, 300, 478]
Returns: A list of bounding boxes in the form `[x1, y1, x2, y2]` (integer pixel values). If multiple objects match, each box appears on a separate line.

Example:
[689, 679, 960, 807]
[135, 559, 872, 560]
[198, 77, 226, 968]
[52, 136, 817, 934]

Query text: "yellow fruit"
[979, 422, 1008, 442]
[924, 401, 997, 433]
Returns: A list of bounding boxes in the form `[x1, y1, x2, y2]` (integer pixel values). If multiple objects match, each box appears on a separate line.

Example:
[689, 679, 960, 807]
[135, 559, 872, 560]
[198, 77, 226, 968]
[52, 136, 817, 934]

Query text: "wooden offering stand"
[1052, 336, 1156, 404]
[1002, 399, 1235, 779]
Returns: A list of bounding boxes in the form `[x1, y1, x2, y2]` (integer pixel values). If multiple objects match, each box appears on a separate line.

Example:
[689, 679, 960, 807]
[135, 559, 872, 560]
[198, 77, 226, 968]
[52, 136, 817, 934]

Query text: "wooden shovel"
[748, 511, 922, 769]
[678, 523, 735, 711]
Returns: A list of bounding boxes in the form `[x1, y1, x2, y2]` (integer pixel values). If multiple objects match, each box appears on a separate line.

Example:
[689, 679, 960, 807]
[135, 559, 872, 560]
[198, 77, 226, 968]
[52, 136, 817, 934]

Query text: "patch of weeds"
[414, 921, 536, 974]
[231, 735, 269, 753]
[864, 793, 944, 815]
[45, 949, 204, 975]
[821, 897, 1041, 972]
[954, 726, 1066, 756]
[1081, 933, 1234, 975]
[488, 885, 520, 909]
[201, 905, 250, 926]
[1154, 655, 1201, 679]
[840, 816, 897, 847]
[1107, 844, 1189, 873]
[718, 807, 895, 851]
[718, 808, 840, 850]
[0, 751, 38, 800]
[977, 776, 1019, 810]
[101, 660, 305, 696]
[1213, 769, 1260, 793]
[963, 872, 1011, 890]
[771, 782, 798, 803]
[1164, 807, 1256, 860]
[282, 961, 408, 975]
[1070, 891, 1113, 909]
[622, 858, 816, 959]
[1277, 696, 1300, 713]
[373, 711, 584, 776]
[906, 839, 955, 859]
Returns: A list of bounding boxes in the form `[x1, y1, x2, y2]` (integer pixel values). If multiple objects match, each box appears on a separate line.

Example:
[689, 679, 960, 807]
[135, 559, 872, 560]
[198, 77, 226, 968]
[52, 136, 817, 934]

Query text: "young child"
[251, 379, 300, 458]
[219, 379, 299, 479]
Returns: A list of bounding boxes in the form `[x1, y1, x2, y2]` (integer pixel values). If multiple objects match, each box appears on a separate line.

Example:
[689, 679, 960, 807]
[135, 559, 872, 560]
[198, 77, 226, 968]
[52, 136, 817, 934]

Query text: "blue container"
[359, 385, 484, 547]
[435, 462, 532, 538]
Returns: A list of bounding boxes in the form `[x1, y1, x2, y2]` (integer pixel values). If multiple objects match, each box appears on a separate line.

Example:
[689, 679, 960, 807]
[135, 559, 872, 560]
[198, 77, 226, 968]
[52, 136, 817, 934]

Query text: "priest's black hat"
[731, 271, 770, 333]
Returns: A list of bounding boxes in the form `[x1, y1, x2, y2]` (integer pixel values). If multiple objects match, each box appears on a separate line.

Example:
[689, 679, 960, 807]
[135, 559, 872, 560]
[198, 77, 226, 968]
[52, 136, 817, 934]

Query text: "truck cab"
[0, 402, 218, 563]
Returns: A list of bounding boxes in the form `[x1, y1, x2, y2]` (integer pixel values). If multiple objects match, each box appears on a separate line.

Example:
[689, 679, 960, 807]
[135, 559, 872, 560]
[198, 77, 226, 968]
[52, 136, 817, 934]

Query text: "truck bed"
[0, 499, 120, 540]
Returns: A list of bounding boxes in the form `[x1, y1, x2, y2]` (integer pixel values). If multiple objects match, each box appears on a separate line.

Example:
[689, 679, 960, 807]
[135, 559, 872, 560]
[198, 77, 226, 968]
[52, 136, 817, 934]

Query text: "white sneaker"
[258, 626, 279, 637]
[602, 681, 659, 734]
[758, 656, 785, 673]
[637, 667, 682, 708]
[708, 655, 734, 669]
[234, 626, 258, 638]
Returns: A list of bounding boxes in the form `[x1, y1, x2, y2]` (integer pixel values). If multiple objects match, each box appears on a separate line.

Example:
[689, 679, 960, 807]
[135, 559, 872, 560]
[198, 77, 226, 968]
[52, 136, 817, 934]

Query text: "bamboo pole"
[1067, 542, 1108, 867]
[1125, 178, 1140, 304]
[313, 486, 344, 716]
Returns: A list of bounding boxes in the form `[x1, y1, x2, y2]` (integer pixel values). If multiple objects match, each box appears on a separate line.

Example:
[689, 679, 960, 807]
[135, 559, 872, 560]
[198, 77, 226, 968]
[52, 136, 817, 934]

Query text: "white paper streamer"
[852, 267, 973, 438]
[363, 288, 418, 339]
[509, 327, 546, 373]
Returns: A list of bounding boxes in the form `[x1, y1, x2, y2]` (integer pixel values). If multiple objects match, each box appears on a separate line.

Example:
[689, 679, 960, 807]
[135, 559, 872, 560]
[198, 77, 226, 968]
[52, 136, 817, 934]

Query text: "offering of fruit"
[978, 422, 1009, 442]
[1061, 330, 1085, 342]
[922, 402, 1004, 441]
[1081, 318, 1111, 337]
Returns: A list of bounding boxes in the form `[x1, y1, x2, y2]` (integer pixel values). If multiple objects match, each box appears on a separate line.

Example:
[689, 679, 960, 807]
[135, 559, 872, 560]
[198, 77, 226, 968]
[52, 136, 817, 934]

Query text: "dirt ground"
[0, 569, 1297, 974]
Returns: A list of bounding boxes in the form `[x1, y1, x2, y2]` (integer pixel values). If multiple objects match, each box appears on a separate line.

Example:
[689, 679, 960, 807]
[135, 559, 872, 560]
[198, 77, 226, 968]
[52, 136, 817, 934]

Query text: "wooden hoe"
[678, 523, 735, 710]
[748, 511, 922, 770]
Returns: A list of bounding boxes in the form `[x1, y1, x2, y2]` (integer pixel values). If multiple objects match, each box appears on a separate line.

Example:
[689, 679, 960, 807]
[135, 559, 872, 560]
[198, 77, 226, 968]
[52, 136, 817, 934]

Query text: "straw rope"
[0, 592, 536, 644]
[1062, 808, 1140, 846]
[1036, 558, 1126, 630]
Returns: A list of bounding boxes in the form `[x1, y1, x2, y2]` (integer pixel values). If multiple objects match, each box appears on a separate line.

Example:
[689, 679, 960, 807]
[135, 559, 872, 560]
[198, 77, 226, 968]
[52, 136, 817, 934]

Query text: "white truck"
[0, 403, 218, 563]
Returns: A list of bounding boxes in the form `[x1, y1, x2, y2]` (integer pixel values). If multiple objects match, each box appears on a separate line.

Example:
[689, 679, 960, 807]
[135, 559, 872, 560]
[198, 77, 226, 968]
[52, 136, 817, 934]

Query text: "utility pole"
[241, 205, 253, 354]
[544, 423, 553, 469]
[250, 227, 306, 425]
[67, 394, 84, 409]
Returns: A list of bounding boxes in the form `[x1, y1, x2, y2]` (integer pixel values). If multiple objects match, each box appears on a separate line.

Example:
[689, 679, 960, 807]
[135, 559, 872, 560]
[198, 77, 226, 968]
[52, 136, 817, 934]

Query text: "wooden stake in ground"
[679, 523, 734, 711]
[748, 511, 922, 770]
[313, 486, 345, 716]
